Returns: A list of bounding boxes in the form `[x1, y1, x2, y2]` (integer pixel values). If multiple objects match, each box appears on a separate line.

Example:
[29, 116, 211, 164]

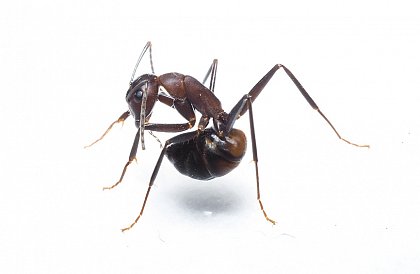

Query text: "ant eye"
[135, 90, 143, 99]
[134, 83, 148, 100]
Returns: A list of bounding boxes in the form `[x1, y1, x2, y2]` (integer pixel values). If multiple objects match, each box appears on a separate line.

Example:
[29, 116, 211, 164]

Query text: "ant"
[86, 42, 369, 232]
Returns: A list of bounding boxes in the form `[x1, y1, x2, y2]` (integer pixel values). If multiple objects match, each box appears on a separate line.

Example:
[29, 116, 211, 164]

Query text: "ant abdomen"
[165, 128, 247, 180]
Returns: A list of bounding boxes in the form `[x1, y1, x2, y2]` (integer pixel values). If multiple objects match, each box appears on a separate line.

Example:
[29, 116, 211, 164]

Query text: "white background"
[1, 0, 420, 273]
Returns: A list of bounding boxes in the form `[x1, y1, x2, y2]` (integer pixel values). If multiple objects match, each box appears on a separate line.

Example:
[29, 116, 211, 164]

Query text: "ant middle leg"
[200, 59, 218, 131]
[202, 59, 218, 92]
[121, 131, 198, 232]
[238, 64, 369, 148]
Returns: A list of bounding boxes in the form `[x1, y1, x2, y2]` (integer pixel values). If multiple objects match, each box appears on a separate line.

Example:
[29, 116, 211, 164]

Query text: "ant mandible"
[86, 41, 369, 232]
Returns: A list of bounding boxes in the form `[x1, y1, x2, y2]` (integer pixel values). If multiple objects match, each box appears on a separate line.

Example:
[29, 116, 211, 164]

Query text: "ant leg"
[201, 59, 218, 130]
[97, 42, 156, 189]
[104, 98, 196, 190]
[103, 128, 141, 190]
[144, 60, 218, 133]
[247, 98, 276, 224]
[122, 131, 197, 232]
[202, 59, 218, 92]
[144, 98, 197, 132]
[144, 122, 194, 132]
[103, 121, 194, 192]
[226, 95, 276, 224]
[84, 111, 130, 148]
[239, 64, 369, 148]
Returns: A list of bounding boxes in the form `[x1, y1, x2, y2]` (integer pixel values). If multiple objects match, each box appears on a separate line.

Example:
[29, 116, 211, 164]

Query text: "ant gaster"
[86, 42, 369, 232]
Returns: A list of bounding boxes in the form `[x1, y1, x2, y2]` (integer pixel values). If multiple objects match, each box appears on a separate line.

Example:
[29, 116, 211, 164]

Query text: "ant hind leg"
[240, 64, 369, 148]
[225, 95, 276, 225]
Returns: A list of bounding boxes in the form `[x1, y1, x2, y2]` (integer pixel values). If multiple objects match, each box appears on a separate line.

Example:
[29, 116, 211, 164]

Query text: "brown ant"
[86, 42, 369, 232]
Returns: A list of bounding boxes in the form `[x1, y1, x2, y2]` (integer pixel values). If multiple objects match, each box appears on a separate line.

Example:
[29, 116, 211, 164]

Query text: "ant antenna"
[139, 84, 148, 150]
[130, 41, 154, 85]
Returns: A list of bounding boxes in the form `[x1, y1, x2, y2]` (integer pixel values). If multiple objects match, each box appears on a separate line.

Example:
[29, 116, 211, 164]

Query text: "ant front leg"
[145, 95, 197, 132]
[84, 111, 130, 148]
[86, 111, 134, 190]
[107, 85, 197, 191]
[103, 127, 142, 190]
[104, 99, 197, 191]
[238, 64, 369, 148]
[86, 41, 155, 149]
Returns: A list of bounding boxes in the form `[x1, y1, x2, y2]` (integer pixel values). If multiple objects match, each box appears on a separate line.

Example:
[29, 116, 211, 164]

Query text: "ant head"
[126, 74, 159, 128]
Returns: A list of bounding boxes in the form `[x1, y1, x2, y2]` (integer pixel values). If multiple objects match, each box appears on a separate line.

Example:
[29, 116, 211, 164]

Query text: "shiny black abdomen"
[165, 128, 247, 180]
